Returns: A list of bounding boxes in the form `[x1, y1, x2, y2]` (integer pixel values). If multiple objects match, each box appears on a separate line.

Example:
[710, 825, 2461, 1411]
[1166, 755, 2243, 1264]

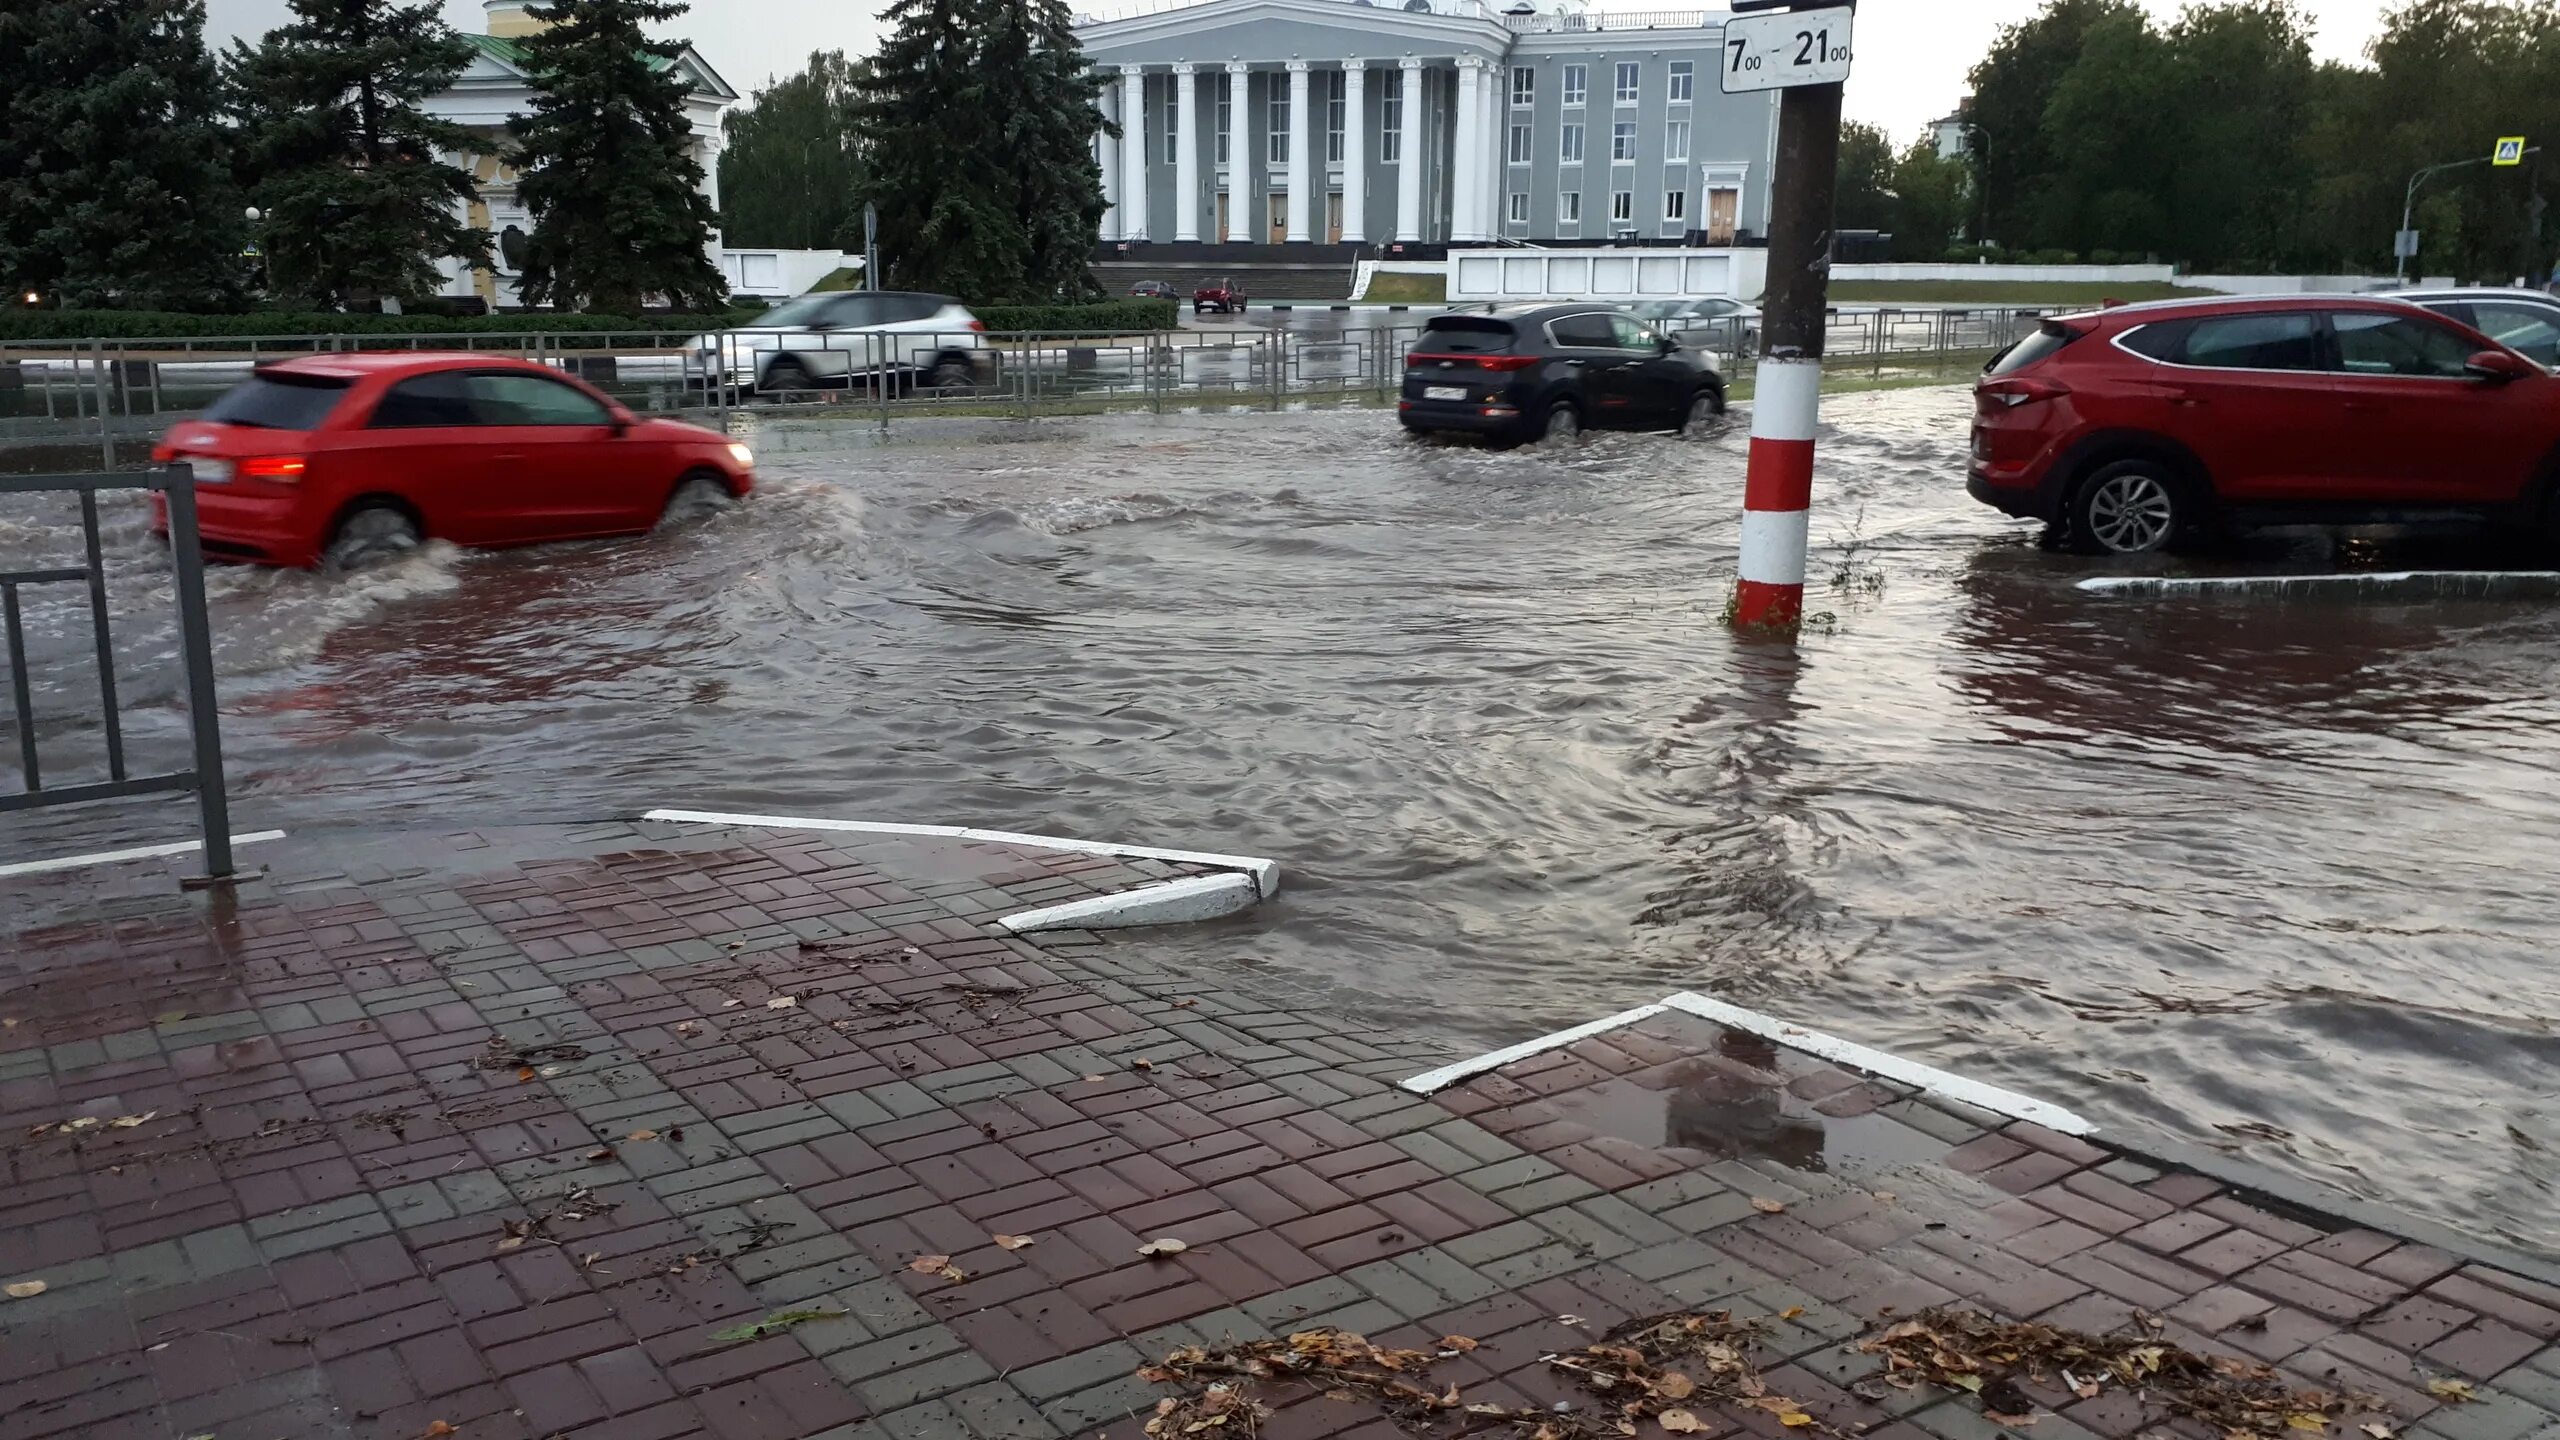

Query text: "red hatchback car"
[1969, 294, 2555, 553]
[152, 353, 754, 568]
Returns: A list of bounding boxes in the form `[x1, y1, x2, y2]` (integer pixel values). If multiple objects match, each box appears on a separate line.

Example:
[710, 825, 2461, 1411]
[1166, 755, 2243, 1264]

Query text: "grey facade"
[1077, 0, 1777, 247]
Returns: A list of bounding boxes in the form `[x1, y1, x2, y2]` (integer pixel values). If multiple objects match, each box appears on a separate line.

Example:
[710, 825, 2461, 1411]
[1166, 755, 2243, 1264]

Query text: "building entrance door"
[1326, 192, 1343, 243]
[1267, 192, 1288, 243]
[1705, 187, 1739, 244]
[1216, 191, 1231, 242]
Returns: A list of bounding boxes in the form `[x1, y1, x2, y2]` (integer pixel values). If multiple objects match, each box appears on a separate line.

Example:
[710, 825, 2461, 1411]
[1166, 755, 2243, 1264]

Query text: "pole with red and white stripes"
[1730, 71, 1845, 637]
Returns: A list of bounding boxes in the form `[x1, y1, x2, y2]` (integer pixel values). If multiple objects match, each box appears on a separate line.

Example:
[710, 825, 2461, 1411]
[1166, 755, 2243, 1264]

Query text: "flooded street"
[7, 388, 2560, 1256]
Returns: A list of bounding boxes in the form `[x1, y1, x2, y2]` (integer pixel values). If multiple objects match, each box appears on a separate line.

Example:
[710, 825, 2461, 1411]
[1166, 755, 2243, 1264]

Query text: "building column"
[1118, 65, 1149, 242]
[1394, 58, 1424, 242]
[1480, 66, 1501, 238]
[1226, 63, 1252, 242]
[1452, 58, 1483, 243]
[1340, 60, 1366, 244]
[1173, 64, 1201, 242]
[1284, 60, 1312, 243]
[1098, 90, 1120, 240]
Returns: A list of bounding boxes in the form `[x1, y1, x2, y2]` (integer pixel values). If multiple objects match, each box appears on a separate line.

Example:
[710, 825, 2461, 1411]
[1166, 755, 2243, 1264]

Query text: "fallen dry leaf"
[993, 1234, 1035, 1250]
[1083, 1074, 1107, 1082]
[2288, 1415, 2330, 1432]
[1660, 1409, 1707, 1433]
[1556, 1313, 1589, 1328]
[1132, 1058, 1154, 1072]
[1780, 1413, 1816, 1428]
[1656, 1372, 1696, 1400]
[5, 1280, 47, 1299]
[60, 1116, 100, 1133]
[1171, 998, 1198, 1009]
[423, 1424, 456, 1439]
[908, 1254, 953, 1274]
[1751, 1197, 1787, 1214]
[1983, 1411, 2035, 1428]
[2427, 1379, 2476, 1403]
[1137, 1237, 1188, 1257]
[153, 1009, 189, 1025]
[625, 1129, 660, 1142]
[2361, 1425, 2395, 1439]
[581, 1252, 603, 1267]
[539, 1065, 564, 1078]
[585, 1147, 615, 1162]
[1440, 1335, 1480, 1353]
[673, 1021, 698, 1034]
[767, 996, 799, 1010]
[109, 1111, 156, 1128]
[495, 1236, 527, 1253]
[514, 1065, 537, 1083]
[1779, 1305, 1805, 1321]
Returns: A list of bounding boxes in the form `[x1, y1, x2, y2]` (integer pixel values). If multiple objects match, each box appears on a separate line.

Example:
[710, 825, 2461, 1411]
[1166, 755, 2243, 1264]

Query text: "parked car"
[2384, 286, 2560, 367]
[1968, 294, 2558, 554]
[1630, 297, 1762, 352]
[150, 354, 754, 569]
[1397, 304, 1726, 445]
[1194, 278, 1247, 315]
[683, 290, 993, 395]
[1128, 280, 1178, 300]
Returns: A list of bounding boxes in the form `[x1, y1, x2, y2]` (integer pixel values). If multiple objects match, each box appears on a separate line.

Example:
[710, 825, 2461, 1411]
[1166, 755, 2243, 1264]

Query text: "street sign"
[2496, 136, 2527, 166]
[2394, 229, 2420, 258]
[1721, 5, 1854, 94]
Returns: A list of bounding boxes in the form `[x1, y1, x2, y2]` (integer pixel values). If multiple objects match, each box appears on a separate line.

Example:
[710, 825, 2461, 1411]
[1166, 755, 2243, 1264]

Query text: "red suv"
[1969, 295, 2552, 553]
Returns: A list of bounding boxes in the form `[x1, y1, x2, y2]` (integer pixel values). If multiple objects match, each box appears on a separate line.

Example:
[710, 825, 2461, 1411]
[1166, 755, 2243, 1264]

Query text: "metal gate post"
[159, 470, 233, 878]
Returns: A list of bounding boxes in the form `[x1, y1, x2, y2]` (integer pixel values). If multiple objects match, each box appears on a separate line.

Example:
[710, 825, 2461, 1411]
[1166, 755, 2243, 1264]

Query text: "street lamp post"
[2399, 147, 2541, 282]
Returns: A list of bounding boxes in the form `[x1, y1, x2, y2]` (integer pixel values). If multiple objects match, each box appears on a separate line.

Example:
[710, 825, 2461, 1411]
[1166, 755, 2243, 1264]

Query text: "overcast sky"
[203, 0, 2398, 140]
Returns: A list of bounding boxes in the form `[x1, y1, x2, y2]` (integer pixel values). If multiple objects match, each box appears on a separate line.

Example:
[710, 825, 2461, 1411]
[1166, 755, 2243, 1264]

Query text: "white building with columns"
[1076, 0, 1776, 248]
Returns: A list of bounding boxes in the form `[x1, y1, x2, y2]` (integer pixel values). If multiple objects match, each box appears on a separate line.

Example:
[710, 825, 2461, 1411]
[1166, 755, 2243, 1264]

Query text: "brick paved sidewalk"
[4, 820, 2558, 1440]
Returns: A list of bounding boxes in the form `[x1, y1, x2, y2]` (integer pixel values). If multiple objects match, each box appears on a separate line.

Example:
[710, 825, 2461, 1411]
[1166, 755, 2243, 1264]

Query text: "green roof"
[462, 31, 680, 74]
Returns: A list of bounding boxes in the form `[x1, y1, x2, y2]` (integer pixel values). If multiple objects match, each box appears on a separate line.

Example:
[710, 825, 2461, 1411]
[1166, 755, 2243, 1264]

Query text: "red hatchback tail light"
[1979, 377, 2071, 409]
[238, 455, 307, 481]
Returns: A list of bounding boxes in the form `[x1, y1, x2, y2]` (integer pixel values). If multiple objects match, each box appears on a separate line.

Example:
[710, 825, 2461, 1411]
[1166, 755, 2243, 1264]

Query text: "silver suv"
[2381, 286, 2560, 367]
[688, 290, 993, 394]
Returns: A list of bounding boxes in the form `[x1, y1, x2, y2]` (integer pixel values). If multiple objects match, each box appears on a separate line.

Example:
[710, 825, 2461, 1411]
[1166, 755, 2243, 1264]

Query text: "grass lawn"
[1827, 280, 2216, 305]
[1361, 271, 1448, 303]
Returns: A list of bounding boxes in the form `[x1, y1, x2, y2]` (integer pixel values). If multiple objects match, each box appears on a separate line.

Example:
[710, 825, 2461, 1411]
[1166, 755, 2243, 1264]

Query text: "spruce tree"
[856, 0, 1109, 302]
[507, 0, 727, 313]
[226, 0, 491, 308]
[0, 0, 243, 310]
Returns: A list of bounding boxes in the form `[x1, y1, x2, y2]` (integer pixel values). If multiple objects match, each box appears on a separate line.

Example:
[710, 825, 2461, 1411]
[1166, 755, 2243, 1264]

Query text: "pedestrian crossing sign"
[2496, 136, 2527, 166]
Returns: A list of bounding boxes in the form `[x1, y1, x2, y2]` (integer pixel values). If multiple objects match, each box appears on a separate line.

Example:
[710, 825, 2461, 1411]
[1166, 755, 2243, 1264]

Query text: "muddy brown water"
[5, 389, 2558, 1255]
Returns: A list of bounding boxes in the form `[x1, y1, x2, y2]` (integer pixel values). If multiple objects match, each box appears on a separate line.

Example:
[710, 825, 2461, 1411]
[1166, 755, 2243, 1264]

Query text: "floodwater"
[5, 391, 2559, 1256]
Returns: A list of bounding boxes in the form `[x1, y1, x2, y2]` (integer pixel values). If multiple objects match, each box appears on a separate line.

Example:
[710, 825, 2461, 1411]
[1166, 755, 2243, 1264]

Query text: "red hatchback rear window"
[202, 372, 351, 431]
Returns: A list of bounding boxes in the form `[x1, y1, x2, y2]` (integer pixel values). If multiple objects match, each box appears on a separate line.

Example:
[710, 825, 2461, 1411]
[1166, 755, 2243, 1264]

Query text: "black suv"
[1398, 305, 1726, 445]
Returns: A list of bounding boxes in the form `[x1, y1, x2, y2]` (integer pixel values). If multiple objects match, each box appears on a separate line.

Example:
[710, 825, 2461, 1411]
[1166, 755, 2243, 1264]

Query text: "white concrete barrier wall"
[1830, 262, 2178, 285]
[1445, 247, 1770, 302]
[721, 248, 856, 297]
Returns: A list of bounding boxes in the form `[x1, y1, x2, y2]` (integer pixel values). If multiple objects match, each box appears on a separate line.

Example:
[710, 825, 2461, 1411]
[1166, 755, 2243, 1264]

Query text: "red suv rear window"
[1986, 322, 2079, 376]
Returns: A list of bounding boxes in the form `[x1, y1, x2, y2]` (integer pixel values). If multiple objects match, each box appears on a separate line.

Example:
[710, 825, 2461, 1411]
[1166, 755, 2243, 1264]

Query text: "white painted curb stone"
[994, 873, 1261, 934]
[0, 829, 289, 881]
[1401, 989, 2096, 1138]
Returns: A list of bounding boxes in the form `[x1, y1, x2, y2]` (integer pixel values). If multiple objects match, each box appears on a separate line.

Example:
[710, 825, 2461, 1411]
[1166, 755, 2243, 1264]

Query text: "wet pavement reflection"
[5, 389, 2559, 1254]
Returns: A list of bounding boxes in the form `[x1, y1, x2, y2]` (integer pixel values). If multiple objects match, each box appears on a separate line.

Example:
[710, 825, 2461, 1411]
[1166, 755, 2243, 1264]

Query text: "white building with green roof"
[429, 0, 740, 307]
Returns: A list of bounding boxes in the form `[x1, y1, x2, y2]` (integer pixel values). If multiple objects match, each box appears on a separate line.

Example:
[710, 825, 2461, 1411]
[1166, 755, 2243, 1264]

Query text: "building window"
[1326, 70, 1345, 163]
[1163, 86, 1179, 165]
[1665, 189, 1686, 223]
[1611, 122, 1635, 161]
[1559, 190, 1581, 225]
[1562, 64, 1587, 106]
[1615, 62, 1640, 104]
[1611, 189, 1633, 224]
[1511, 65, 1535, 106]
[1668, 61, 1693, 102]
[1560, 123, 1584, 164]
[1508, 124, 1532, 165]
[1665, 120, 1689, 163]
[1380, 70, 1402, 163]
[1217, 76, 1232, 164]
[1267, 85, 1289, 164]
[1507, 191, 1530, 225]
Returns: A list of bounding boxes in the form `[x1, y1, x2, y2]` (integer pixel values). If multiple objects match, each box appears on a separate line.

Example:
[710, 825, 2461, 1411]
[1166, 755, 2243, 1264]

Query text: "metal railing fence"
[0, 466, 232, 876]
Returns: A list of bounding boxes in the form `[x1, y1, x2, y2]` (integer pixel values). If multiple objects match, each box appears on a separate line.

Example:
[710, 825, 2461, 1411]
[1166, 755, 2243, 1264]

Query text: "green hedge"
[970, 299, 1177, 332]
[0, 309, 763, 341]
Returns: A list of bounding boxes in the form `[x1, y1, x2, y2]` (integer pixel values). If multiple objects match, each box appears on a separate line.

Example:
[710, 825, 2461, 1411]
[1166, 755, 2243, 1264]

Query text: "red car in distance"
[1970, 294, 2556, 553]
[152, 353, 754, 569]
